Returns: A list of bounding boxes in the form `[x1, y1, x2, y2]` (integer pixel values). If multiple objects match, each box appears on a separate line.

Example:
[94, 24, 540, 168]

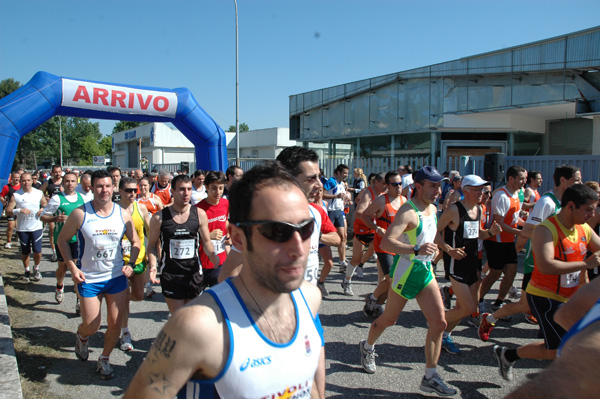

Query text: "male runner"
[222, 165, 243, 199]
[7, 172, 47, 282]
[108, 167, 122, 203]
[147, 174, 219, 314]
[190, 169, 207, 205]
[437, 175, 501, 354]
[1, 170, 21, 248]
[522, 170, 542, 213]
[479, 166, 527, 312]
[359, 171, 405, 309]
[41, 172, 85, 303]
[479, 164, 581, 340]
[117, 177, 151, 351]
[323, 164, 350, 272]
[75, 172, 94, 203]
[41, 164, 63, 261]
[124, 162, 325, 399]
[57, 170, 141, 379]
[151, 170, 173, 206]
[196, 171, 229, 288]
[493, 184, 600, 381]
[359, 166, 460, 396]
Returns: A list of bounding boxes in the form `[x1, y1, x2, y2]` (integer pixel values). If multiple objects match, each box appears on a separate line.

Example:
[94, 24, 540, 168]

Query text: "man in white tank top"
[57, 170, 141, 380]
[124, 162, 325, 399]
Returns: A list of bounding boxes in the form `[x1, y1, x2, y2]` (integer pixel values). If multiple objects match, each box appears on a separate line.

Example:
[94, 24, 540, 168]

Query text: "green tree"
[0, 78, 20, 99]
[113, 121, 145, 133]
[227, 123, 249, 132]
[98, 135, 112, 158]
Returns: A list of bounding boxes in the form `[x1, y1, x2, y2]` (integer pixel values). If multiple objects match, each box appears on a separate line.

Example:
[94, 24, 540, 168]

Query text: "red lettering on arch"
[128, 92, 135, 108]
[93, 88, 109, 106]
[153, 96, 169, 112]
[111, 90, 127, 108]
[137, 93, 153, 110]
[72, 85, 91, 103]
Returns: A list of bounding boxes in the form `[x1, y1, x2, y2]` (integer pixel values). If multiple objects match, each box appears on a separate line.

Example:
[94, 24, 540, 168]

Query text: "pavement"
[0, 233, 547, 398]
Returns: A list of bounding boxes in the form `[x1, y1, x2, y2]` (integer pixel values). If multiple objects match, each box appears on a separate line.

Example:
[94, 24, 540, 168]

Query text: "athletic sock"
[345, 265, 357, 279]
[504, 348, 520, 363]
[425, 367, 437, 379]
[487, 314, 497, 324]
[25, 267, 30, 273]
[57, 284, 64, 290]
[78, 332, 89, 342]
[121, 327, 129, 335]
[370, 293, 377, 301]
[363, 341, 374, 351]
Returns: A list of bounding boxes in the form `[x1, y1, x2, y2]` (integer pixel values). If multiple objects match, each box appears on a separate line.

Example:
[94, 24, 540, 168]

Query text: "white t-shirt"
[401, 173, 414, 189]
[326, 181, 346, 212]
[75, 185, 94, 203]
[191, 185, 207, 205]
[13, 188, 44, 232]
[526, 191, 559, 227]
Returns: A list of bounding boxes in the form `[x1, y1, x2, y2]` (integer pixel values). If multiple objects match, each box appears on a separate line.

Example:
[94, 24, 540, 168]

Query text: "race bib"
[463, 221, 479, 239]
[92, 242, 119, 261]
[211, 237, 226, 254]
[560, 271, 580, 288]
[170, 239, 195, 260]
[121, 240, 132, 256]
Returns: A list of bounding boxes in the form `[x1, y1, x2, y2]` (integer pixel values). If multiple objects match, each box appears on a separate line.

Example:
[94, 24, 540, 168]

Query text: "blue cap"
[414, 166, 449, 183]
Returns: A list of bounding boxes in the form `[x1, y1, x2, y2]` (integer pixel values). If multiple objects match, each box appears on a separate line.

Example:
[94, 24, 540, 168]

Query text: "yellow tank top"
[122, 201, 146, 265]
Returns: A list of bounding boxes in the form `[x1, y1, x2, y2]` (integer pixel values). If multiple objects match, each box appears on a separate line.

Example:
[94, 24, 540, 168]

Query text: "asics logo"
[240, 355, 272, 372]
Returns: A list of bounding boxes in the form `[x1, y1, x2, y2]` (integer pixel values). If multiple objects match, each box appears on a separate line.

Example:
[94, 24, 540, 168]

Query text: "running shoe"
[420, 373, 457, 396]
[440, 286, 452, 310]
[442, 335, 461, 355]
[524, 311, 538, 325]
[55, 289, 64, 304]
[509, 286, 521, 300]
[75, 333, 89, 361]
[478, 313, 495, 342]
[338, 260, 348, 273]
[4, 242, 11, 249]
[467, 315, 480, 328]
[356, 266, 364, 279]
[372, 304, 384, 318]
[363, 294, 377, 317]
[31, 268, 42, 282]
[493, 345, 514, 381]
[359, 340, 377, 374]
[144, 283, 156, 299]
[119, 332, 134, 351]
[96, 357, 115, 380]
[341, 279, 353, 296]
[23, 271, 31, 283]
[317, 281, 329, 297]
[51, 251, 57, 262]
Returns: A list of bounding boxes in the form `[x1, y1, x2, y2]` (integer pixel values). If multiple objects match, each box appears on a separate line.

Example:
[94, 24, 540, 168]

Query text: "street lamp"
[234, 0, 239, 166]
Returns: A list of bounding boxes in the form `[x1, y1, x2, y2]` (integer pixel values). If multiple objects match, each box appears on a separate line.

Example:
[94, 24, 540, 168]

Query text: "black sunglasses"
[122, 188, 137, 193]
[388, 182, 402, 187]
[236, 219, 315, 242]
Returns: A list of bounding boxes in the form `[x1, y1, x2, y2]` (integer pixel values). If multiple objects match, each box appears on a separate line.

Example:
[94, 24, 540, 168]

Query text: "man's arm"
[122, 211, 141, 278]
[40, 195, 61, 223]
[57, 209, 86, 283]
[197, 208, 220, 266]
[299, 281, 325, 399]
[147, 212, 163, 284]
[5, 196, 16, 216]
[381, 203, 437, 257]
[360, 196, 385, 234]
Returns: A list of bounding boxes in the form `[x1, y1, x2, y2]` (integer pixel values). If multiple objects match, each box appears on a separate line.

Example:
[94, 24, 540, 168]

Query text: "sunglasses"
[122, 188, 138, 193]
[483, 190, 491, 195]
[236, 219, 315, 242]
[388, 182, 402, 187]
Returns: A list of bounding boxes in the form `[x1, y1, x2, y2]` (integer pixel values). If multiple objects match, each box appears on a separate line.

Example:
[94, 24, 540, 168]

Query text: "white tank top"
[178, 280, 323, 399]
[396, 201, 437, 265]
[13, 188, 44, 232]
[77, 202, 126, 283]
[306, 204, 322, 285]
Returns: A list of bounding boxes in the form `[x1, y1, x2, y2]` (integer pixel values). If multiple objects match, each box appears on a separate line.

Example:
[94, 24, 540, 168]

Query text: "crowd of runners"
[2, 150, 600, 398]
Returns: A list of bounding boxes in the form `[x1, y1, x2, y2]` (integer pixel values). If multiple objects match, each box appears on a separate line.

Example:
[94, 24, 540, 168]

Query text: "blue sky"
[2, 0, 599, 136]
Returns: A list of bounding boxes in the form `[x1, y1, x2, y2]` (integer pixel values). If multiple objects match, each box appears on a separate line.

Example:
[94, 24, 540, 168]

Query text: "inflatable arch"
[0, 71, 227, 187]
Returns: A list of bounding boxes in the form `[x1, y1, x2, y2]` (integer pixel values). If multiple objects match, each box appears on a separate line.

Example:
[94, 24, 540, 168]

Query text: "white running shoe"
[4, 242, 12, 249]
[359, 340, 377, 374]
[356, 267, 364, 279]
[341, 279, 353, 296]
[75, 333, 89, 361]
[420, 373, 457, 396]
[31, 268, 42, 282]
[96, 357, 114, 380]
[55, 289, 64, 304]
[119, 332, 134, 351]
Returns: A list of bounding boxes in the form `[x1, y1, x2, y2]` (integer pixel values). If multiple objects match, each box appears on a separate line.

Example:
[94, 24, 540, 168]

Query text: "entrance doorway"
[440, 140, 506, 172]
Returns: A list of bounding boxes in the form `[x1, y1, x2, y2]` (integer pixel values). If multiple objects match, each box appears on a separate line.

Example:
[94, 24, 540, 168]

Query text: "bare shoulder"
[299, 281, 322, 316]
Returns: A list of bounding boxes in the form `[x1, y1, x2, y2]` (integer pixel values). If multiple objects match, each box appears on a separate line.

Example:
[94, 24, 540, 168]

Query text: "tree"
[98, 135, 112, 158]
[227, 123, 249, 132]
[113, 121, 145, 134]
[0, 78, 21, 99]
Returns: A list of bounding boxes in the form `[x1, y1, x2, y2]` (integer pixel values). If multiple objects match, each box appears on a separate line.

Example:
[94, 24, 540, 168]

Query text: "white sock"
[345, 264, 357, 279]
[121, 327, 129, 335]
[364, 341, 374, 351]
[487, 314, 497, 324]
[370, 293, 377, 301]
[425, 367, 437, 379]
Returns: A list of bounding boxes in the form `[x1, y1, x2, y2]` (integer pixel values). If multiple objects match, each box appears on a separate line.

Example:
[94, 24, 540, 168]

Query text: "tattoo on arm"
[149, 372, 171, 395]
[153, 330, 177, 359]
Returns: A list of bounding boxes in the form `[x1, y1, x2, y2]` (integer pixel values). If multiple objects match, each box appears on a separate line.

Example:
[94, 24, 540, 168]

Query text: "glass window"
[513, 132, 544, 156]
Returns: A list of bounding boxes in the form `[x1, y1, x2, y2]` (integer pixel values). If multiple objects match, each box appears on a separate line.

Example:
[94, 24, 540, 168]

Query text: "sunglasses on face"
[122, 188, 137, 193]
[483, 190, 491, 195]
[388, 182, 402, 187]
[236, 219, 315, 242]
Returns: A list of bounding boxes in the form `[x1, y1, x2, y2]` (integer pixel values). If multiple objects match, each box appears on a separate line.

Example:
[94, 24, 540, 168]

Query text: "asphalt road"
[1, 236, 547, 399]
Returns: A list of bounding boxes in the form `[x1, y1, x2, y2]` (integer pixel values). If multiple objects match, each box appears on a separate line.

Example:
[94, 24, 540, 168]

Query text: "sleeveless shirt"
[53, 192, 85, 243]
[374, 194, 404, 254]
[137, 193, 161, 215]
[46, 179, 62, 197]
[353, 187, 376, 235]
[395, 201, 437, 265]
[196, 198, 229, 270]
[444, 202, 481, 271]
[159, 206, 201, 275]
[121, 201, 146, 265]
[492, 187, 521, 243]
[13, 188, 44, 232]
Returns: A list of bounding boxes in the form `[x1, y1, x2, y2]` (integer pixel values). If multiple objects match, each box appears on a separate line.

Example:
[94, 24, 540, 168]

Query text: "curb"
[0, 271, 23, 399]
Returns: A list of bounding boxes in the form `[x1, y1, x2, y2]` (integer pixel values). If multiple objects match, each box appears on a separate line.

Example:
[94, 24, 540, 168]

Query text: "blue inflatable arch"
[0, 71, 227, 186]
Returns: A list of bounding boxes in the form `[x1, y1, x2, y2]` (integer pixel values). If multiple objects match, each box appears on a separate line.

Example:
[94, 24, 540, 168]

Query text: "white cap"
[461, 174, 489, 189]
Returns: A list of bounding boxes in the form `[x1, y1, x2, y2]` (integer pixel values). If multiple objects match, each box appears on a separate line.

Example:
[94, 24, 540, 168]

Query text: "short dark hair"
[193, 169, 205, 178]
[171, 174, 191, 190]
[119, 177, 137, 190]
[276, 146, 319, 177]
[334, 164, 349, 175]
[553, 164, 579, 187]
[403, 165, 412, 174]
[561, 183, 599, 209]
[63, 171, 78, 180]
[91, 170, 112, 186]
[527, 170, 541, 185]
[52, 164, 62, 171]
[226, 165, 242, 180]
[385, 170, 401, 184]
[204, 170, 227, 186]
[374, 172, 385, 182]
[506, 165, 526, 179]
[107, 166, 121, 176]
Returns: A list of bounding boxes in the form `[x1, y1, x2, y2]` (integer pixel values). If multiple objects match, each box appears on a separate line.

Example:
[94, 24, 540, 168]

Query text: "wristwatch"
[413, 245, 420, 256]
[127, 262, 135, 269]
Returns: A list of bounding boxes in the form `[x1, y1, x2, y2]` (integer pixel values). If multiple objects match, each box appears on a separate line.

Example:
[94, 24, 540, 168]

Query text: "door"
[440, 140, 506, 173]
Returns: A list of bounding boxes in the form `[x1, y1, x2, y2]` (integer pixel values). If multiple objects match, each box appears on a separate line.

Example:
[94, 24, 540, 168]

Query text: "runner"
[6, 172, 47, 282]
[222, 165, 243, 199]
[521, 170, 542, 214]
[359, 166, 460, 396]
[190, 169, 207, 205]
[1, 170, 21, 248]
[151, 170, 173, 206]
[124, 162, 325, 399]
[136, 177, 163, 216]
[75, 172, 94, 203]
[107, 167, 122, 203]
[41, 164, 63, 261]
[147, 174, 219, 315]
[492, 184, 600, 382]
[323, 164, 350, 273]
[41, 171, 85, 303]
[116, 177, 151, 352]
[57, 169, 141, 379]
[437, 175, 501, 354]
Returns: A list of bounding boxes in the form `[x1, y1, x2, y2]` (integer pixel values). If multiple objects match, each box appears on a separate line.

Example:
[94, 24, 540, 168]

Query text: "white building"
[112, 123, 195, 169]
[226, 127, 295, 160]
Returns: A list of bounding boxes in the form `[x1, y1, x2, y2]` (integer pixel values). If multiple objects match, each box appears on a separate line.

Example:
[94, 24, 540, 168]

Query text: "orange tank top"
[494, 187, 521, 243]
[137, 193, 160, 215]
[374, 194, 405, 254]
[353, 187, 377, 235]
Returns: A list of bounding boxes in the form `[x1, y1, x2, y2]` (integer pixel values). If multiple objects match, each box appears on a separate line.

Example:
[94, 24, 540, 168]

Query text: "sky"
[2, 0, 600, 136]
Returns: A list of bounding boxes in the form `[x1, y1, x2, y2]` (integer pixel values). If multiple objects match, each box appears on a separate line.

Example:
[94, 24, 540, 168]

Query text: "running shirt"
[1, 182, 20, 202]
[121, 202, 146, 265]
[159, 206, 201, 275]
[43, 192, 85, 243]
[75, 185, 94, 203]
[177, 279, 323, 399]
[137, 193, 161, 215]
[152, 182, 172, 205]
[191, 185, 207, 205]
[444, 202, 481, 274]
[558, 296, 600, 357]
[523, 191, 561, 274]
[46, 179, 62, 197]
[306, 203, 337, 285]
[527, 215, 592, 302]
[77, 202, 126, 284]
[353, 187, 377, 235]
[374, 194, 405, 254]
[196, 198, 229, 269]
[395, 201, 438, 265]
[13, 188, 44, 232]
[326, 181, 345, 212]
[490, 187, 521, 243]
